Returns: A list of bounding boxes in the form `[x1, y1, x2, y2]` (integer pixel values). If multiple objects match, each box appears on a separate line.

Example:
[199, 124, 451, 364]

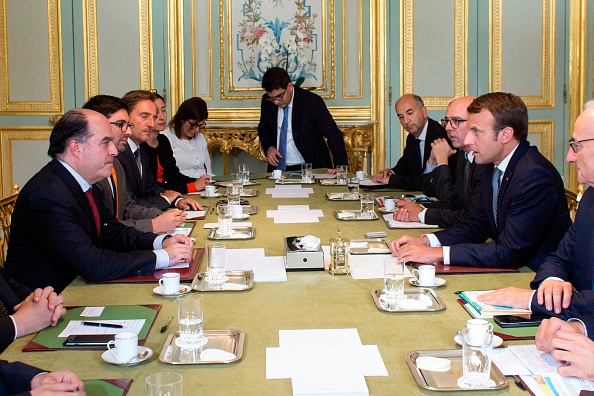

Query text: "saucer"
[101, 346, 152, 366]
[204, 193, 222, 198]
[232, 213, 250, 221]
[153, 285, 192, 297]
[408, 277, 446, 288]
[454, 334, 503, 348]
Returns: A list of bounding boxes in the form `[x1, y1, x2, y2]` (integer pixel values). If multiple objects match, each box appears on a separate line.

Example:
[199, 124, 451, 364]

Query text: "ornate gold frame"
[342, 0, 363, 99]
[528, 120, 554, 162]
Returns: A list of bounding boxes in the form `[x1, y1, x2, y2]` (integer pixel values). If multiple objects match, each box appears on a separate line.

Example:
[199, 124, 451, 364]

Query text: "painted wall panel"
[193, 0, 212, 98]
[343, 0, 362, 98]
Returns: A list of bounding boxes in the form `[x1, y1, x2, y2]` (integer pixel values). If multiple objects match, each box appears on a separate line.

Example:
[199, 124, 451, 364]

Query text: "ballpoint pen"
[83, 321, 123, 328]
[160, 316, 174, 333]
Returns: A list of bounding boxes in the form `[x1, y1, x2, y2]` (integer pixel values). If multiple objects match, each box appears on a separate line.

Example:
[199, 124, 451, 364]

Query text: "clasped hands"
[11, 286, 66, 337]
[389, 235, 443, 264]
[163, 234, 194, 266]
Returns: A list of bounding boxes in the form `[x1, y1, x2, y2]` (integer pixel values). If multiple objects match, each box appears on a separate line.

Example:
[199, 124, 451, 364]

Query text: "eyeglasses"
[264, 89, 286, 102]
[109, 121, 133, 132]
[440, 118, 467, 128]
[187, 120, 206, 130]
[568, 137, 594, 153]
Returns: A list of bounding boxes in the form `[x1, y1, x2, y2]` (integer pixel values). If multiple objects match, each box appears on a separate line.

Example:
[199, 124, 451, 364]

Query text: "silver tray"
[216, 180, 260, 187]
[192, 270, 254, 292]
[319, 179, 338, 185]
[223, 189, 259, 197]
[405, 349, 507, 391]
[159, 330, 244, 365]
[207, 226, 256, 240]
[349, 239, 391, 254]
[275, 178, 316, 184]
[371, 288, 446, 312]
[215, 205, 258, 215]
[334, 210, 379, 221]
[326, 192, 359, 201]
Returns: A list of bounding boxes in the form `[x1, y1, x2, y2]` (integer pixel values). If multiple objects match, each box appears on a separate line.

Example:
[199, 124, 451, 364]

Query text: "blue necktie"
[278, 107, 289, 171]
[492, 167, 503, 226]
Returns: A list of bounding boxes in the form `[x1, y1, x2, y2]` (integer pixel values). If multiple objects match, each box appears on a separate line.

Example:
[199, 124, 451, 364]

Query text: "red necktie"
[85, 189, 101, 236]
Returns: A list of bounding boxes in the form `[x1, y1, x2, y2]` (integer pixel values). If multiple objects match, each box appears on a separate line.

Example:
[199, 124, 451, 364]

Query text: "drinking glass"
[336, 165, 348, 185]
[177, 294, 204, 346]
[360, 193, 374, 218]
[230, 172, 243, 193]
[383, 257, 404, 303]
[227, 186, 240, 206]
[347, 178, 360, 198]
[217, 204, 233, 237]
[206, 242, 226, 286]
[301, 163, 313, 183]
[146, 372, 183, 396]
[459, 328, 494, 388]
[239, 164, 250, 183]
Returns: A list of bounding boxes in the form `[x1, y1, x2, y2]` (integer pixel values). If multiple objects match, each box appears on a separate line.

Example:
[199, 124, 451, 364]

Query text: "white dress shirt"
[162, 128, 211, 178]
[276, 89, 305, 166]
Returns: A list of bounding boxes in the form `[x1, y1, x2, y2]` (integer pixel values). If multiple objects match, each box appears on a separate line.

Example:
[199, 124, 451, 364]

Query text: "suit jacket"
[116, 143, 171, 210]
[4, 159, 159, 293]
[0, 360, 43, 396]
[388, 118, 451, 190]
[95, 158, 161, 233]
[528, 187, 594, 318]
[435, 140, 571, 271]
[258, 86, 348, 170]
[142, 134, 196, 194]
[422, 151, 485, 227]
[0, 268, 31, 353]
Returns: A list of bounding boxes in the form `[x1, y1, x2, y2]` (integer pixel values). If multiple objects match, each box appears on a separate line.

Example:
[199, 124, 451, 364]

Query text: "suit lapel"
[290, 87, 302, 143]
[498, 141, 529, 202]
[121, 144, 143, 194]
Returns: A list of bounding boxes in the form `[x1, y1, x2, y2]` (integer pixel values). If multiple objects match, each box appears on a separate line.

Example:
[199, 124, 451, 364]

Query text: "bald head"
[568, 105, 594, 186]
[395, 94, 428, 137]
[444, 96, 476, 150]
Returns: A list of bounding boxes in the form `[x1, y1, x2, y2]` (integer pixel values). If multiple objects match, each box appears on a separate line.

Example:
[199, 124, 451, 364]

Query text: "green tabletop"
[1, 174, 537, 395]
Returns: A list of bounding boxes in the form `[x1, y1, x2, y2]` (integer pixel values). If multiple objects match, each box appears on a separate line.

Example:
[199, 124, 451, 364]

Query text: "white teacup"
[231, 204, 243, 219]
[272, 170, 282, 179]
[107, 331, 138, 362]
[466, 319, 494, 345]
[204, 185, 216, 197]
[356, 170, 367, 180]
[412, 265, 435, 286]
[159, 273, 181, 295]
[383, 198, 396, 211]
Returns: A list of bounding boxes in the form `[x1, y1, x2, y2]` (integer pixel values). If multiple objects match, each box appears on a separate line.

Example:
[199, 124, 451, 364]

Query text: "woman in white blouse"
[162, 97, 212, 180]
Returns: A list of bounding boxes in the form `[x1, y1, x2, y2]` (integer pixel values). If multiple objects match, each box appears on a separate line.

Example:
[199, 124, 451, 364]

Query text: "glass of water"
[336, 165, 348, 185]
[239, 164, 250, 183]
[459, 328, 494, 388]
[348, 178, 360, 198]
[177, 294, 204, 346]
[301, 163, 313, 183]
[231, 172, 243, 193]
[360, 193, 374, 218]
[146, 372, 183, 396]
[217, 203, 233, 237]
[206, 242, 226, 286]
[383, 257, 404, 303]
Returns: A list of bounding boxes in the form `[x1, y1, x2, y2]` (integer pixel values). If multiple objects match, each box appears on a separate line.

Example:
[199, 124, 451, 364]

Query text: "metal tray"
[216, 181, 260, 187]
[349, 239, 391, 254]
[319, 179, 338, 185]
[334, 210, 379, 221]
[223, 189, 258, 197]
[275, 178, 316, 184]
[405, 349, 507, 391]
[326, 192, 359, 201]
[216, 205, 258, 215]
[207, 226, 256, 240]
[192, 270, 254, 292]
[371, 288, 446, 312]
[159, 330, 244, 365]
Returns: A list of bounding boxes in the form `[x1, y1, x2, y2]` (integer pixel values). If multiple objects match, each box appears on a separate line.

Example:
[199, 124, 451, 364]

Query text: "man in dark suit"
[390, 92, 570, 271]
[257, 67, 348, 172]
[0, 360, 85, 395]
[83, 95, 185, 233]
[117, 90, 200, 210]
[393, 96, 486, 227]
[373, 94, 453, 190]
[4, 109, 194, 293]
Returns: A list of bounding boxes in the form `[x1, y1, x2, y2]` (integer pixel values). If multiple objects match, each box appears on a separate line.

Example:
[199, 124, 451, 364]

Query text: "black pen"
[160, 316, 174, 333]
[82, 321, 123, 328]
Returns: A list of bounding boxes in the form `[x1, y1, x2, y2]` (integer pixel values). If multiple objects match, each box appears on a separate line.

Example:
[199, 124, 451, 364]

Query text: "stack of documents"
[266, 185, 314, 198]
[224, 248, 287, 282]
[266, 205, 324, 224]
[457, 290, 531, 317]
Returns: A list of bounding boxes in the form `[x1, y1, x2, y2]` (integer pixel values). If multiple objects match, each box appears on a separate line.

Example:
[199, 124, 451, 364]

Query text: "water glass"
[177, 294, 204, 345]
[301, 163, 313, 183]
[383, 257, 404, 302]
[227, 186, 240, 206]
[459, 328, 494, 388]
[239, 164, 250, 183]
[146, 372, 183, 396]
[206, 242, 226, 285]
[336, 165, 348, 185]
[347, 178, 360, 198]
[360, 193, 374, 218]
[230, 172, 243, 193]
[217, 204, 233, 237]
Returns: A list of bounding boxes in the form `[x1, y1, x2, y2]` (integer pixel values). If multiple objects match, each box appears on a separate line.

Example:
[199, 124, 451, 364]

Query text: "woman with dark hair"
[142, 94, 210, 193]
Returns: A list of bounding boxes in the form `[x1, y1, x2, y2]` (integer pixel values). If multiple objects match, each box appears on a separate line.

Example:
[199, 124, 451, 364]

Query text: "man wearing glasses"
[393, 96, 486, 227]
[391, 92, 570, 271]
[257, 67, 348, 172]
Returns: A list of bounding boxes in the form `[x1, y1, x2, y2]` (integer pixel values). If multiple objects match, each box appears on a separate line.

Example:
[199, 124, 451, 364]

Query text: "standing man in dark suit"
[373, 94, 452, 190]
[4, 109, 194, 293]
[117, 90, 201, 210]
[0, 360, 85, 395]
[393, 96, 486, 227]
[257, 67, 348, 172]
[390, 92, 570, 271]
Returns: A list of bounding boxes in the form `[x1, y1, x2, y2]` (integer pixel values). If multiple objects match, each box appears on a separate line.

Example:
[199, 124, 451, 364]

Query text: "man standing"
[4, 109, 193, 293]
[373, 94, 451, 190]
[390, 92, 570, 271]
[393, 96, 485, 227]
[117, 90, 200, 210]
[257, 67, 348, 172]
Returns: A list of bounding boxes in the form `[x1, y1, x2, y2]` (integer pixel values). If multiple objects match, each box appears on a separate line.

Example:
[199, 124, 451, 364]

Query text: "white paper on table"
[360, 180, 387, 187]
[203, 222, 252, 229]
[168, 261, 190, 269]
[185, 210, 205, 219]
[58, 319, 146, 337]
[508, 345, 562, 375]
[383, 214, 439, 229]
[172, 227, 193, 235]
[517, 376, 548, 396]
[225, 248, 265, 259]
[272, 213, 320, 224]
[291, 372, 368, 396]
[491, 348, 532, 376]
[313, 173, 336, 179]
[279, 329, 362, 348]
[266, 187, 299, 194]
[267, 210, 324, 218]
[271, 191, 312, 198]
[348, 254, 414, 279]
[225, 256, 287, 282]
[80, 307, 105, 317]
[277, 205, 310, 211]
[266, 345, 388, 379]
[542, 374, 594, 394]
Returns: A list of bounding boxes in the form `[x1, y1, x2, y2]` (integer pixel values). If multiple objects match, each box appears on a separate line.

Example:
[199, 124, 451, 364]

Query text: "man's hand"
[12, 287, 67, 336]
[535, 317, 583, 352]
[373, 168, 393, 182]
[31, 370, 85, 395]
[175, 197, 202, 210]
[431, 138, 456, 165]
[536, 279, 574, 314]
[389, 235, 429, 255]
[327, 168, 338, 175]
[389, 235, 442, 264]
[193, 175, 211, 191]
[477, 287, 534, 309]
[161, 190, 181, 202]
[550, 330, 594, 380]
[152, 209, 186, 233]
[163, 234, 193, 265]
[393, 199, 423, 222]
[266, 147, 282, 166]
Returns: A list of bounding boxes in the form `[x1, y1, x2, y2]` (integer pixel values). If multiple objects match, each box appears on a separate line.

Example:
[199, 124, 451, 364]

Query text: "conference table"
[1, 174, 536, 395]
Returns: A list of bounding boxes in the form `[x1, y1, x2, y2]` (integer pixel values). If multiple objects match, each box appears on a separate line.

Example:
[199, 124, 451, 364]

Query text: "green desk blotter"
[84, 379, 133, 396]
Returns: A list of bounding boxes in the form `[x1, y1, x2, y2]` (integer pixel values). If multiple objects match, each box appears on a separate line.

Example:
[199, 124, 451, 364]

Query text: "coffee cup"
[466, 319, 494, 345]
[412, 265, 435, 286]
[159, 272, 181, 295]
[107, 331, 138, 362]
[204, 185, 216, 197]
[272, 170, 282, 179]
[231, 204, 243, 219]
[356, 170, 367, 180]
[383, 198, 396, 211]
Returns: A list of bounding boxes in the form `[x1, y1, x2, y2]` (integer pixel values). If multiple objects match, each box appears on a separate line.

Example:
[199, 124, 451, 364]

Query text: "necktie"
[463, 154, 471, 198]
[110, 166, 118, 218]
[0, 299, 9, 318]
[278, 106, 289, 171]
[415, 139, 423, 170]
[85, 188, 101, 236]
[134, 149, 142, 177]
[492, 167, 503, 226]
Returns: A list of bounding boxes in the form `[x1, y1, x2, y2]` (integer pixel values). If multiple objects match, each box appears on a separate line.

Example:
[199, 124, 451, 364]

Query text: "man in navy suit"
[257, 67, 348, 172]
[0, 360, 85, 395]
[373, 94, 452, 190]
[390, 92, 570, 271]
[4, 109, 194, 293]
